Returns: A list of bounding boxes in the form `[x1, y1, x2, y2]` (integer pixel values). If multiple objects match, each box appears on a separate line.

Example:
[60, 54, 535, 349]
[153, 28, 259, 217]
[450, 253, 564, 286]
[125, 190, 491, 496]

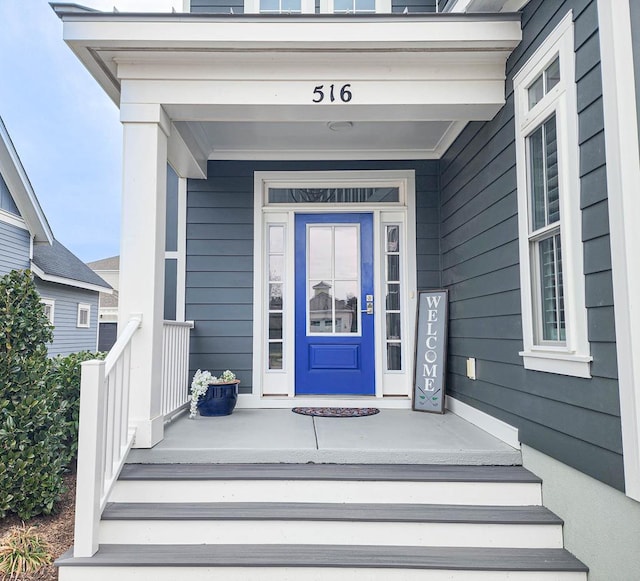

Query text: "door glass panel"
[387, 254, 400, 282]
[269, 283, 283, 310]
[334, 227, 358, 278]
[308, 227, 332, 280]
[387, 343, 402, 371]
[269, 313, 283, 340]
[386, 283, 400, 310]
[307, 224, 360, 335]
[269, 255, 284, 282]
[334, 280, 359, 333]
[386, 313, 401, 340]
[269, 343, 283, 369]
[269, 226, 284, 253]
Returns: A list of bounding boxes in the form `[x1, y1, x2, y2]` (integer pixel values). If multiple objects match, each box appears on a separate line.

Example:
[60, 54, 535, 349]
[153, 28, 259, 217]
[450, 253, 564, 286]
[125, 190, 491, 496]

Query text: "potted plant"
[190, 369, 240, 418]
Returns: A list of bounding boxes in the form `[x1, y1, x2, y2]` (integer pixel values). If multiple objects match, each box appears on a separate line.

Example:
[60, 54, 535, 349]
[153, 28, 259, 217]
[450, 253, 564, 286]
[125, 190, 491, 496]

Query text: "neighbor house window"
[77, 304, 90, 328]
[319, 0, 390, 12]
[41, 299, 55, 325]
[514, 11, 591, 378]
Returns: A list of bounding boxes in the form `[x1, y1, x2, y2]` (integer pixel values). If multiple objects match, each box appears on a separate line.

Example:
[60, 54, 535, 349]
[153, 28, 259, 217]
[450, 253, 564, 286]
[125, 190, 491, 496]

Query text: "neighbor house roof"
[87, 255, 119, 271]
[0, 116, 53, 244]
[32, 239, 112, 293]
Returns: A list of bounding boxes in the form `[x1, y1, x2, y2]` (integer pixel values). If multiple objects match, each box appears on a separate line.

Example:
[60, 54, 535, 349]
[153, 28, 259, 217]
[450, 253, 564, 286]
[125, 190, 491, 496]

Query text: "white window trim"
[244, 0, 315, 14]
[319, 0, 391, 13]
[514, 11, 591, 378]
[0, 207, 28, 231]
[41, 298, 55, 325]
[77, 303, 91, 328]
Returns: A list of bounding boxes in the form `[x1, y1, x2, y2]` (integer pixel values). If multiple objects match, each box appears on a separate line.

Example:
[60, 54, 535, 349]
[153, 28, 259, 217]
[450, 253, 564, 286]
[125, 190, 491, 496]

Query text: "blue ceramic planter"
[197, 381, 239, 417]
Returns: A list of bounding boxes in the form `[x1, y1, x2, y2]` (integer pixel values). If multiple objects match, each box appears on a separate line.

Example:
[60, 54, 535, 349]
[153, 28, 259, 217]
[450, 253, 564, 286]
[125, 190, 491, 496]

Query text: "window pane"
[528, 74, 544, 109]
[387, 343, 402, 371]
[308, 226, 332, 280]
[386, 283, 400, 310]
[334, 226, 358, 279]
[334, 281, 358, 333]
[269, 255, 284, 281]
[539, 234, 565, 342]
[529, 126, 546, 230]
[545, 57, 561, 92]
[386, 313, 401, 340]
[260, 0, 279, 10]
[545, 116, 560, 224]
[309, 280, 333, 333]
[281, 0, 301, 10]
[269, 313, 283, 340]
[269, 343, 283, 369]
[268, 187, 399, 203]
[387, 254, 400, 282]
[269, 283, 283, 310]
[386, 225, 399, 252]
[355, 0, 375, 11]
[334, 0, 353, 10]
[269, 225, 284, 253]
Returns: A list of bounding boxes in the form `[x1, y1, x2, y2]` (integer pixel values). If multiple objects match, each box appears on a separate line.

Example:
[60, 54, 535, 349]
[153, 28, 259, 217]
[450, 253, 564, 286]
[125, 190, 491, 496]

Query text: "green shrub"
[0, 270, 66, 520]
[49, 350, 105, 466]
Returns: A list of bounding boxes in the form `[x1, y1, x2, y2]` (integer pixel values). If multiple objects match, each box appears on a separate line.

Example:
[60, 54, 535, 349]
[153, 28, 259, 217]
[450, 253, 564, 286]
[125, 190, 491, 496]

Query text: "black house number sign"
[312, 84, 353, 103]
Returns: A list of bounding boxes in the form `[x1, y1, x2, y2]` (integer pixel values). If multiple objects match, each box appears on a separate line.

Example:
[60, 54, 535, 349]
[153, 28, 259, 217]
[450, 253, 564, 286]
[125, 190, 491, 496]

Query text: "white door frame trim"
[250, 169, 416, 405]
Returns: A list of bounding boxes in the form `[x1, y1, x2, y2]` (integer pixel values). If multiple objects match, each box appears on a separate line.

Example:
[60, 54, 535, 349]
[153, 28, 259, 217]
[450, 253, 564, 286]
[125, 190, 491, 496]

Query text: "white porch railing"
[161, 320, 195, 420]
[73, 315, 141, 558]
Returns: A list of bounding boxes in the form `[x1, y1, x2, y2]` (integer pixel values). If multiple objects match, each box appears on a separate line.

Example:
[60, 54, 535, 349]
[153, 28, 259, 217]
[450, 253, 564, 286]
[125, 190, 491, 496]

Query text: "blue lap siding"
[35, 280, 99, 357]
[186, 160, 439, 394]
[0, 220, 30, 274]
[439, 0, 623, 490]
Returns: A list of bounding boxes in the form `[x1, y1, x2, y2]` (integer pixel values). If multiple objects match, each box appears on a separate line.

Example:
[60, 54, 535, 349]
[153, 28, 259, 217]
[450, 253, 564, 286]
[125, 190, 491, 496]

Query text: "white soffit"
[52, 7, 522, 162]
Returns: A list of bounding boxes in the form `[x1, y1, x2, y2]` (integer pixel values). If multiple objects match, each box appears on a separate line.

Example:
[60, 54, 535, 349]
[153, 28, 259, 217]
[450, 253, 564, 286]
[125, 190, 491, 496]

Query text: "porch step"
[99, 501, 563, 548]
[58, 463, 587, 579]
[112, 463, 542, 505]
[56, 544, 588, 580]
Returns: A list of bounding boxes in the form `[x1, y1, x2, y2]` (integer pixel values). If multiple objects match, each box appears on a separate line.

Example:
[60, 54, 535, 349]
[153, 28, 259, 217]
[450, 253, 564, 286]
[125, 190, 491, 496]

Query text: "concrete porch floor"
[127, 409, 522, 465]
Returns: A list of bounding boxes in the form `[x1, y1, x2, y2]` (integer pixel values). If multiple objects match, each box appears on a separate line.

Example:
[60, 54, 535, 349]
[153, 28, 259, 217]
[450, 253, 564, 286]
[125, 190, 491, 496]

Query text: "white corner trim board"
[597, 0, 640, 503]
[446, 396, 521, 450]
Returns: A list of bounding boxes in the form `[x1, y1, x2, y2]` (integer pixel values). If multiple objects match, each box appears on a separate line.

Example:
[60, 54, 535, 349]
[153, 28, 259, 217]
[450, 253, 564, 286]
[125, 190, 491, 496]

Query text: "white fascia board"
[60, 17, 522, 50]
[0, 119, 54, 244]
[31, 263, 113, 294]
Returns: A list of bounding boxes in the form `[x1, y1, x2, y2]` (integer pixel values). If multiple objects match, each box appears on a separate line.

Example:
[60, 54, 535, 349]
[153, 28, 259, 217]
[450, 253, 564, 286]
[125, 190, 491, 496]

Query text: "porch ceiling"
[53, 6, 523, 172]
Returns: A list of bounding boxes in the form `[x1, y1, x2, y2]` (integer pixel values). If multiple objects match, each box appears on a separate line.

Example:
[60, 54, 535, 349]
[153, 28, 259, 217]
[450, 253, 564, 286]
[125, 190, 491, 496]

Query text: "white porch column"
[118, 104, 170, 448]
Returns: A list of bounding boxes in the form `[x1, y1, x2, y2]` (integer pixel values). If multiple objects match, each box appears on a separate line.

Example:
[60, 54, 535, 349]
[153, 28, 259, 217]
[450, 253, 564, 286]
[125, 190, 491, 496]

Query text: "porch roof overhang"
[53, 5, 522, 176]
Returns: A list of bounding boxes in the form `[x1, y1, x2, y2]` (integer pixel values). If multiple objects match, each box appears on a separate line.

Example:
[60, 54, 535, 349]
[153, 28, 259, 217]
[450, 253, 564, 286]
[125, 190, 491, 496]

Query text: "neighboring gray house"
[0, 116, 111, 356]
[86, 255, 120, 351]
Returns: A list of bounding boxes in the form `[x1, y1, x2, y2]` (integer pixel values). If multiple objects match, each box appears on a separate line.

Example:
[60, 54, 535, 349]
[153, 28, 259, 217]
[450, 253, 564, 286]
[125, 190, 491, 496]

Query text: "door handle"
[361, 295, 374, 315]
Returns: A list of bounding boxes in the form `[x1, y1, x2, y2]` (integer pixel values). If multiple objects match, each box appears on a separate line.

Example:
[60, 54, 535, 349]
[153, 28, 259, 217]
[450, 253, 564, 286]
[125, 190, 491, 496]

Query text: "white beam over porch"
[118, 106, 169, 448]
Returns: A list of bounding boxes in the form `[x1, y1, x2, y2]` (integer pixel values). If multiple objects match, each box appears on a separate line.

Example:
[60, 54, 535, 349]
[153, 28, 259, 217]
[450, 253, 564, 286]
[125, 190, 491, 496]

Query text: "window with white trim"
[514, 12, 591, 378]
[77, 304, 90, 328]
[41, 299, 55, 325]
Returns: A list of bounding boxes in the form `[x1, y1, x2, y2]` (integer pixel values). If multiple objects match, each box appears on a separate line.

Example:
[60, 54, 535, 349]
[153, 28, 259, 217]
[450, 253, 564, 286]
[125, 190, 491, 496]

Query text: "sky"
[0, 0, 181, 263]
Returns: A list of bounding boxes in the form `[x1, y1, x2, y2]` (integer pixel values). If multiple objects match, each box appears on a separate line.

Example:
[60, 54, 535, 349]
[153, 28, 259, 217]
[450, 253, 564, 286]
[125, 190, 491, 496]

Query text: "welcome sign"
[413, 290, 448, 413]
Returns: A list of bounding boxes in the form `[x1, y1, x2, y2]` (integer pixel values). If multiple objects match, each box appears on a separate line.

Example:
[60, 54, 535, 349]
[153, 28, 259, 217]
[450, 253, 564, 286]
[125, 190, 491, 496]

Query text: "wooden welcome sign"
[413, 290, 448, 413]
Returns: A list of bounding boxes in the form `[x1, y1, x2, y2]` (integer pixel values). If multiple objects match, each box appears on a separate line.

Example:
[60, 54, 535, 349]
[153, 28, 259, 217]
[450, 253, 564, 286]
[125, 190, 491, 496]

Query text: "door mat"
[292, 407, 380, 418]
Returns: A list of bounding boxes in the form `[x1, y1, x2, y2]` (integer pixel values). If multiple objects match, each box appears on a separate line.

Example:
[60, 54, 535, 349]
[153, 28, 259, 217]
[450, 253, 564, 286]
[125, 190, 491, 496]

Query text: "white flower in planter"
[189, 369, 237, 419]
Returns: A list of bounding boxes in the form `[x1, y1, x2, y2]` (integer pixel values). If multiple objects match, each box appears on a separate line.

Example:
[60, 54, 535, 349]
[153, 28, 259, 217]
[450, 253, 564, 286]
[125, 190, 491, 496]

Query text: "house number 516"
[312, 84, 353, 103]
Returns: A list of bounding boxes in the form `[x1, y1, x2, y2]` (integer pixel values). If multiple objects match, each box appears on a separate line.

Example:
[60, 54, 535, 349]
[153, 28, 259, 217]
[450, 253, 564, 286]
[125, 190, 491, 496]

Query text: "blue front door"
[295, 213, 375, 395]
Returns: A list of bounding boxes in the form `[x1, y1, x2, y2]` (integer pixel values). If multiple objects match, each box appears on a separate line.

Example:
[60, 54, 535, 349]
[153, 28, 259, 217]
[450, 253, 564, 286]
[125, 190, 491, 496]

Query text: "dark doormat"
[292, 407, 380, 418]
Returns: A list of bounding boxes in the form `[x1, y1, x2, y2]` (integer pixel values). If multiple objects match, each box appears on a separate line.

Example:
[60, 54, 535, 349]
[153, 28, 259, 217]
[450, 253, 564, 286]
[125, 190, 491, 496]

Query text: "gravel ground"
[0, 473, 76, 581]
